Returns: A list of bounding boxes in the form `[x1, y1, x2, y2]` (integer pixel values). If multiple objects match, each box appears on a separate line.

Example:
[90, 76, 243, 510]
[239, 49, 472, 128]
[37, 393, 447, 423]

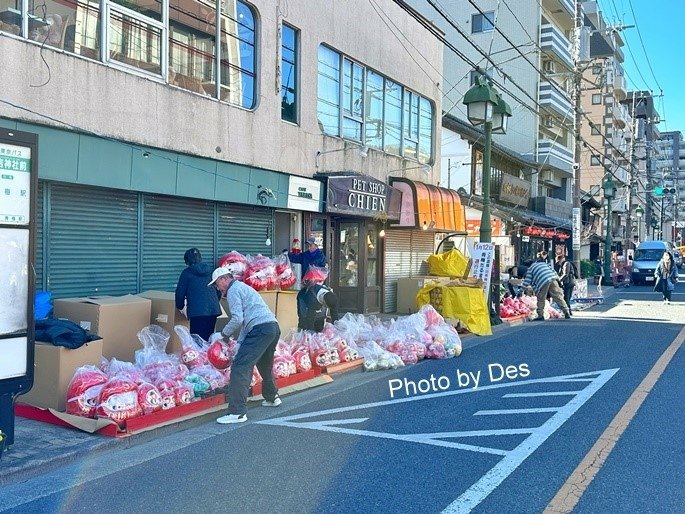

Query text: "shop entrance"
[331, 219, 381, 313]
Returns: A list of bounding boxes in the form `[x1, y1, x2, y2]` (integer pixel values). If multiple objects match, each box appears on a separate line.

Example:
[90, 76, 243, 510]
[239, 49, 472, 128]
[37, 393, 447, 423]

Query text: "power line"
[626, 0, 663, 93]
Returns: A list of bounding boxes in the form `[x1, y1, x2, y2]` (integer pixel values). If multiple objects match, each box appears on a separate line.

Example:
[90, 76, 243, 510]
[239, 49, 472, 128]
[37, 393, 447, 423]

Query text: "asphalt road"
[1, 286, 683, 514]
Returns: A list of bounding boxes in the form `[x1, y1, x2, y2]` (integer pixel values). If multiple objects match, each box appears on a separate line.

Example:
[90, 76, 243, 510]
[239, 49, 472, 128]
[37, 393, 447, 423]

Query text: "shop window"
[366, 227, 378, 287]
[281, 23, 298, 123]
[338, 223, 359, 287]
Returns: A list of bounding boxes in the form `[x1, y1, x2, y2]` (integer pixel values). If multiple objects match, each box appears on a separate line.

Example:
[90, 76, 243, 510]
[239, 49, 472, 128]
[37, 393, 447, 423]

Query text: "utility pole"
[624, 95, 638, 246]
[571, 0, 582, 275]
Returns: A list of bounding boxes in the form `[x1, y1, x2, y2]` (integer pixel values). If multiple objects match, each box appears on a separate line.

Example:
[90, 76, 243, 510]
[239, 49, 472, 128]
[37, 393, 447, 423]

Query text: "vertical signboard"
[470, 242, 495, 299]
[572, 207, 581, 251]
[0, 129, 37, 448]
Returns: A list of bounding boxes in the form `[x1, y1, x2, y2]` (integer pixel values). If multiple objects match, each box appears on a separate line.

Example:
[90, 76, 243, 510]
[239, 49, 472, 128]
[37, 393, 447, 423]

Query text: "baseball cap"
[208, 267, 233, 286]
[306, 237, 317, 245]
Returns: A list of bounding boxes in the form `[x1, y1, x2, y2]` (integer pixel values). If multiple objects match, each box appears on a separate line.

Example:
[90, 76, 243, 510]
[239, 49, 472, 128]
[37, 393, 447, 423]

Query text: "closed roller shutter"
[49, 183, 138, 298]
[410, 230, 435, 276]
[383, 230, 412, 313]
[35, 181, 44, 290]
[217, 204, 273, 257]
[142, 195, 215, 291]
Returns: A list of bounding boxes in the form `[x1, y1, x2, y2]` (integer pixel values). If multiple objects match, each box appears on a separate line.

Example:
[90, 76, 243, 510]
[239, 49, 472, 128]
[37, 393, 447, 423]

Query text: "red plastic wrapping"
[302, 266, 328, 285]
[217, 251, 249, 280]
[96, 377, 142, 426]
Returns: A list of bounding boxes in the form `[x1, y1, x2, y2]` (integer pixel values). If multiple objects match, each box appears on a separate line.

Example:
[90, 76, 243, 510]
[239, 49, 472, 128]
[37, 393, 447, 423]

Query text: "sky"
[604, 0, 685, 134]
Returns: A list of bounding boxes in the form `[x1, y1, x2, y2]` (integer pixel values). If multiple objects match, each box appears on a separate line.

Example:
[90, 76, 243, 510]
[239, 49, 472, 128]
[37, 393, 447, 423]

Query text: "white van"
[630, 241, 674, 285]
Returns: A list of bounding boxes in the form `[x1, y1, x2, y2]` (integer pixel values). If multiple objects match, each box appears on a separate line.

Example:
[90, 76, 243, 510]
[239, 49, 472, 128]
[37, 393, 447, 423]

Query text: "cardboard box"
[54, 295, 152, 361]
[139, 291, 229, 352]
[396, 277, 451, 314]
[216, 291, 278, 334]
[138, 291, 189, 354]
[276, 291, 299, 335]
[18, 339, 103, 411]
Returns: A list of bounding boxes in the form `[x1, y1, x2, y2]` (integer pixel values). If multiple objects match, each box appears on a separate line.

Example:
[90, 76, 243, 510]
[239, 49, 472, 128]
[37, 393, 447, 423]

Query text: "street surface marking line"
[544, 325, 685, 514]
[258, 369, 619, 513]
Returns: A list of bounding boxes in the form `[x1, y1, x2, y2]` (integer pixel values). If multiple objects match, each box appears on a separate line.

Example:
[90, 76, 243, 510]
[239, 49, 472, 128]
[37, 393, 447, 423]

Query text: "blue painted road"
[0, 290, 683, 513]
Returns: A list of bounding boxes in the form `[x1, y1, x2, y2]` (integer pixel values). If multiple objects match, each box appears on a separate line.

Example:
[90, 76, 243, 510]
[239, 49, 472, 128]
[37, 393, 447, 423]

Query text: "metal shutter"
[35, 181, 44, 290]
[410, 230, 435, 276]
[142, 195, 215, 291]
[217, 203, 274, 258]
[49, 183, 138, 298]
[383, 230, 412, 313]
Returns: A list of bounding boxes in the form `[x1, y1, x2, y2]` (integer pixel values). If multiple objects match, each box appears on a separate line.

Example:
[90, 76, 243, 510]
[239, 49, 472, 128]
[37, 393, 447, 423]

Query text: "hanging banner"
[470, 242, 495, 299]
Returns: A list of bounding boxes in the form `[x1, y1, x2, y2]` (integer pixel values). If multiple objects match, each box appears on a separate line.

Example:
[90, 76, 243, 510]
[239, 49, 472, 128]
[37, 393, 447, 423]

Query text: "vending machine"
[0, 128, 37, 449]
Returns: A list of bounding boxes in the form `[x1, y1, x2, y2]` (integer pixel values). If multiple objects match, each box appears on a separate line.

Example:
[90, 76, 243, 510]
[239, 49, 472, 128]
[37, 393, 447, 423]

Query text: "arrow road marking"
[258, 368, 619, 513]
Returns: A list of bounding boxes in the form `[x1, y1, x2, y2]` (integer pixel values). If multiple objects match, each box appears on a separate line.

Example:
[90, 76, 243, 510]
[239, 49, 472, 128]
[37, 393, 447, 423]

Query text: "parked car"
[631, 241, 674, 285]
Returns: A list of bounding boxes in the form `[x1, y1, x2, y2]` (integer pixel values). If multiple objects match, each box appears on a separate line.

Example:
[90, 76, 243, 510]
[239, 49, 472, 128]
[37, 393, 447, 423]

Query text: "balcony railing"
[614, 72, 627, 100]
[537, 138, 574, 175]
[539, 81, 573, 119]
[614, 103, 631, 129]
[540, 23, 573, 70]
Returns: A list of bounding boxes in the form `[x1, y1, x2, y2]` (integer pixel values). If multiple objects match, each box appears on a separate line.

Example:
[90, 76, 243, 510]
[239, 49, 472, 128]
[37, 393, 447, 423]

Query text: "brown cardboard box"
[138, 290, 189, 354]
[276, 291, 299, 335]
[396, 276, 453, 314]
[140, 291, 229, 352]
[18, 339, 104, 411]
[53, 295, 152, 361]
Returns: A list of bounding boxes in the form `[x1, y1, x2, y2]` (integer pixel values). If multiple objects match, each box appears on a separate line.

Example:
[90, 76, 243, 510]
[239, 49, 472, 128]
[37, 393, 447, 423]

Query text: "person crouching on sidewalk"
[209, 268, 282, 424]
[522, 258, 571, 321]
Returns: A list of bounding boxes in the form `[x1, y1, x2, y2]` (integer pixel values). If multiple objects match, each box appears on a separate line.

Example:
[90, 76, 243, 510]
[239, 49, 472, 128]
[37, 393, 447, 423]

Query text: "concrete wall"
[0, 0, 442, 185]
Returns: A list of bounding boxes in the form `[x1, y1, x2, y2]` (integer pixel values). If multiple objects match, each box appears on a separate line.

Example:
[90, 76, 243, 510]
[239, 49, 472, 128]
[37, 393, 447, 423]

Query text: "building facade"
[0, 0, 443, 313]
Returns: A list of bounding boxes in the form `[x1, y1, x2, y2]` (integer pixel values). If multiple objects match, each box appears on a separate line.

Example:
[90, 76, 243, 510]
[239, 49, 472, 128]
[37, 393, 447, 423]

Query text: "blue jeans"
[227, 322, 280, 415]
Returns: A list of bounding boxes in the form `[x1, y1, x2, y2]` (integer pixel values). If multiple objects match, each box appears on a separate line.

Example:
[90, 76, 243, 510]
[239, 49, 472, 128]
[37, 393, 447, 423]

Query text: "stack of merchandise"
[283, 305, 462, 372]
[217, 251, 296, 291]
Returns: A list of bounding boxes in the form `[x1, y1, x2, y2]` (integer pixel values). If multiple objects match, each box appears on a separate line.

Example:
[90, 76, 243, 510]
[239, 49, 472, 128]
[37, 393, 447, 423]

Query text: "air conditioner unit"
[543, 60, 557, 74]
[542, 115, 555, 128]
[540, 170, 554, 182]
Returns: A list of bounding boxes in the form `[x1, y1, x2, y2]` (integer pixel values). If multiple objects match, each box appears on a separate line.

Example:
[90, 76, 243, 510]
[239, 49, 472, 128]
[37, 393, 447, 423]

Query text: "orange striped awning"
[390, 178, 466, 232]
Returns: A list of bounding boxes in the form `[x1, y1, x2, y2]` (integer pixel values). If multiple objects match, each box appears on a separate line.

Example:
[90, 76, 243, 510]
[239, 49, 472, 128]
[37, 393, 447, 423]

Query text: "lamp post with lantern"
[462, 76, 512, 243]
[603, 176, 616, 284]
[635, 205, 644, 243]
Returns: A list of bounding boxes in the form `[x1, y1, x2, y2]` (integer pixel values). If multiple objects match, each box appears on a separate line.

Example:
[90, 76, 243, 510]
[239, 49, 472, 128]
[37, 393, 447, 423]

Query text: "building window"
[472, 12, 495, 33]
[218, 1, 257, 109]
[592, 64, 602, 75]
[591, 125, 601, 136]
[281, 23, 298, 123]
[109, 1, 163, 75]
[316, 45, 434, 163]
[591, 155, 601, 166]
[592, 94, 602, 105]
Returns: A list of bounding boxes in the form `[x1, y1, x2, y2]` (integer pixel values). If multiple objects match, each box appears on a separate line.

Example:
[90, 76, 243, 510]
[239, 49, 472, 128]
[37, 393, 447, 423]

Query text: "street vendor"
[209, 267, 282, 424]
[286, 236, 327, 279]
[297, 267, 340, 332]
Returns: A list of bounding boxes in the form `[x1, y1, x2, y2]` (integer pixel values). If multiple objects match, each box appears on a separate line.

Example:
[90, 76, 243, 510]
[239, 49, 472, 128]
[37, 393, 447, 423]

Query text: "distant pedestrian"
[175, 248, 221, 341]
[522, 258, 571, 320]
[556, 254, 576, 316]
[654, 251, 678, 304]
[286, 236, 326, 279]
[209, 268, 281, 424]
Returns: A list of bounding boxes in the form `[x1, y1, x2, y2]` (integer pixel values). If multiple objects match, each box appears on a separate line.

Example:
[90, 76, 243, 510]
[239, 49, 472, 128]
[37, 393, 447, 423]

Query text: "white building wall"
[0, 0, 443, 184]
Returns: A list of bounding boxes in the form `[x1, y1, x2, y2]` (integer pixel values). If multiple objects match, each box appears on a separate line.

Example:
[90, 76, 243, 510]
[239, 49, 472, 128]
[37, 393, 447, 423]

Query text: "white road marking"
[474, 407, 561, 415]
[503, 392, 581, 397]
[258, 368, 619, 514]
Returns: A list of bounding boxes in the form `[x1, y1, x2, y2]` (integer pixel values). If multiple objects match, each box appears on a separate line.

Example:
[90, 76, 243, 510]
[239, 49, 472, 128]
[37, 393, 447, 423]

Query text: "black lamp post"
[603, 176, 616, 284]
[635, 205, 644, 242]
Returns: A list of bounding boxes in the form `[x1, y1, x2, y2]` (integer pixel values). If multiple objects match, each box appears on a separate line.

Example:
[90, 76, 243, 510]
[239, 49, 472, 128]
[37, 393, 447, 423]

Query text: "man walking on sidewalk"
[523, 257, 571, 321]
[209, 267, 282, 424]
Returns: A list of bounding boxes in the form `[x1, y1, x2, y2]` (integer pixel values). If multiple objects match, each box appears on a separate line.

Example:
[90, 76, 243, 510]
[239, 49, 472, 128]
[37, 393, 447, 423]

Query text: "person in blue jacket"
[175, 248, 222, 341]
[287, 236, 327, 278]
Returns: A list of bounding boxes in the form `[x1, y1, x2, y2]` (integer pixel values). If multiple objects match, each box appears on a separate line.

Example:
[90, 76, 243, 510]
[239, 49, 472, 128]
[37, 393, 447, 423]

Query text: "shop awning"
[390, 178, 466, 232]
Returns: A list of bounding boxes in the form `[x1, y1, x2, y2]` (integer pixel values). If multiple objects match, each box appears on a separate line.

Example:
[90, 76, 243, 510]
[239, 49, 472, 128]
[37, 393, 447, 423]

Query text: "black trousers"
[656, 279, 673, 301]
[189, 315, 219, 342]
[227, 322, 280, 415]
[562, 283, 574, 311]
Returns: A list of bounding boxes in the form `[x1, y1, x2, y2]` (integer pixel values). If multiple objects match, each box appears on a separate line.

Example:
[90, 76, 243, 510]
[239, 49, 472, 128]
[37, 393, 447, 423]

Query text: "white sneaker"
[667, 300, 671, 304]
[262, 396, 282, 407]
[216, 413, 247, 424]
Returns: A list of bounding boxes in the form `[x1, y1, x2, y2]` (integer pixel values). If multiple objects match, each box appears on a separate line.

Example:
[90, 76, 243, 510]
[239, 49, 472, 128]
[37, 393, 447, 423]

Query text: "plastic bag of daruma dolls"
[66, 365, 108, 418]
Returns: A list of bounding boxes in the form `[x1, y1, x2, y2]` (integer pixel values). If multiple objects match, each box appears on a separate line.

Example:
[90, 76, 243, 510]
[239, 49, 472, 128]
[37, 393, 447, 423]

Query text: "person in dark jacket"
[296, 280, 340, 332]
[175, 248, 222, 341]
[287, 236, 327, 278]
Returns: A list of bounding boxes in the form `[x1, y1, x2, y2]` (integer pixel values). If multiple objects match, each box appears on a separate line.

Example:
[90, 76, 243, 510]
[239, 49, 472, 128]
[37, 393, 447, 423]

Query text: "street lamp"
[635, 205, 644, 242]
[603, 176, 616, 284]
[463, 76, 512, 243]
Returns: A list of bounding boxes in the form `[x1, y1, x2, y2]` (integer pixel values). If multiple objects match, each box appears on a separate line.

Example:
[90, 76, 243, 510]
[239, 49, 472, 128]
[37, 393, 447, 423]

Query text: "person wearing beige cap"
[208, 267, 281, 423]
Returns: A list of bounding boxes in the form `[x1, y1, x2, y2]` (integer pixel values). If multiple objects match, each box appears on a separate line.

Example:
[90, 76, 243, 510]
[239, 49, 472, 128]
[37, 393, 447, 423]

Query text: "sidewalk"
[0, 284, 616, 486]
